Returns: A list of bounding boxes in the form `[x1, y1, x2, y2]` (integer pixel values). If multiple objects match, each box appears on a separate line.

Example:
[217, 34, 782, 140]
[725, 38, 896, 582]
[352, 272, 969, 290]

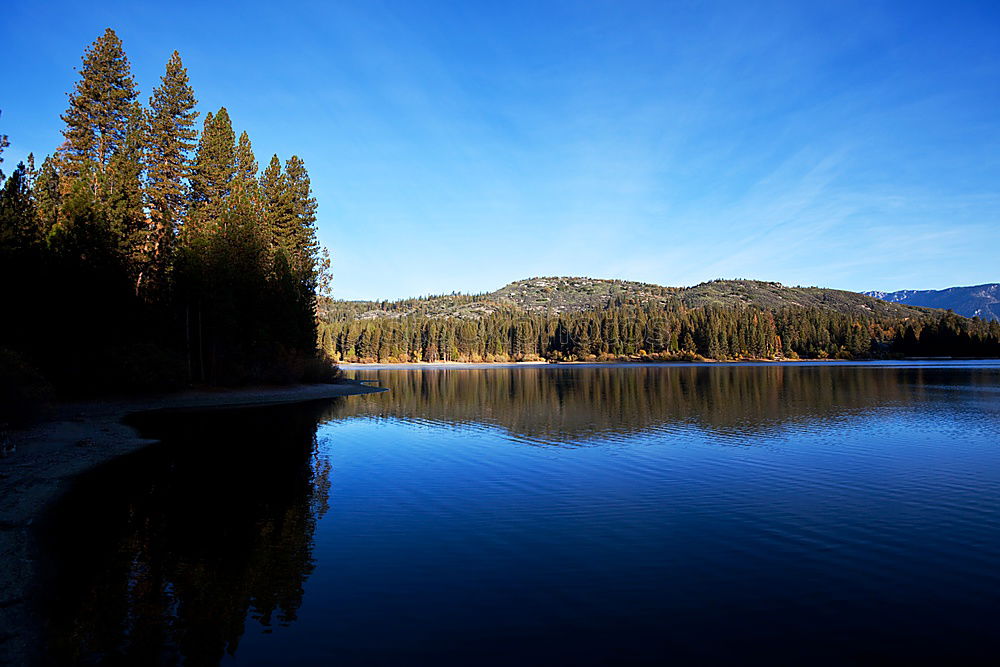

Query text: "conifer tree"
[189, 107, 235, 231]
[225, 131, 269, 277]
[104, 102, 147, 267]
[280, 155, 319, 278]
[33, 156, 62, 233]
[257, 154, 323, 351]
[144, 51, 198, 294]
[0, 162, 35, 247]
[231, 131, 260, 214]
[260, 154, 287, 250]
[60, 29, 138, 187]
[221, 130, 268, 282]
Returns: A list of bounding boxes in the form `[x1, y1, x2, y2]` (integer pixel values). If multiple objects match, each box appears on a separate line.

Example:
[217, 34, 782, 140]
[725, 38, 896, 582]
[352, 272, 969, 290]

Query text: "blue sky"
[3, 1, 999, 300]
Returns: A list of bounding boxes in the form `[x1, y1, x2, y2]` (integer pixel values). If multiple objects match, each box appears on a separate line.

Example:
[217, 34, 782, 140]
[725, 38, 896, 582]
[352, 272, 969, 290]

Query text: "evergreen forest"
[319, 293, 1000, 363]
[1, 29, 331, 416]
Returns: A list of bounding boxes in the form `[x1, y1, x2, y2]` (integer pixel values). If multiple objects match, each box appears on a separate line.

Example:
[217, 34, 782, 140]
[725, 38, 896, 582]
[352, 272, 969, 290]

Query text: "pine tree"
[60, 28, 138, 189]
[0, 162, 36, 248]
[682, 332, 697, 354]
[260, 154, 287, 251]
[231, 131, 260, 215]
[280, 155, 319, 278]
[189, 107, 235, 233]
[25, 153, 36, 183]
[224, 130, 266, 265]
[254, 154, 323, 352]
[144, 51, 198, 295]
[218, 130, 269, 284]
[103, 102, 147, 267]
[33, 156, 62, 233]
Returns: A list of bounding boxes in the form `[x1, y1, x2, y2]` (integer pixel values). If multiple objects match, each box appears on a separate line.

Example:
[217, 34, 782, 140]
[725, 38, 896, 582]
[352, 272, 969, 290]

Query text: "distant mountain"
[862, 284, 1000, 321]
[325, 277, 932, 321]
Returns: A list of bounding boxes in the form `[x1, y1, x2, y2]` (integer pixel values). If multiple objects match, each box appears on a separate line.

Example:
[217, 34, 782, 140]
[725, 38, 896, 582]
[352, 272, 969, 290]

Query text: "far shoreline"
[338, 358, 999, 370]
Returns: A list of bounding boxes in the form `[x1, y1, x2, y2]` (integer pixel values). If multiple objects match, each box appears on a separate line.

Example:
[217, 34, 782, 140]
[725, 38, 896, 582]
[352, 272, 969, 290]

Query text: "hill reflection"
[332, 365, 994, 443]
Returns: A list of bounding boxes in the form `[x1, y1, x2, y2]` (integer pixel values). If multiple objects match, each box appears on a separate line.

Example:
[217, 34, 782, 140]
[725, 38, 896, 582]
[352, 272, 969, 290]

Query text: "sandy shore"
[0, 380, 385, 665]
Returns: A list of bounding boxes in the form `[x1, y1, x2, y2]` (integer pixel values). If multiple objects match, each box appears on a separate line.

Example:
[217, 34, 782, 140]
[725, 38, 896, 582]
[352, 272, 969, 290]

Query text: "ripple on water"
[39, 363, 1000, 665]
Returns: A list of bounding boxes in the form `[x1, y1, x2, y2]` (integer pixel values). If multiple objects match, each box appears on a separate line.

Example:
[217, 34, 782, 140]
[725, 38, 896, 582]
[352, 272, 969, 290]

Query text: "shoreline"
[338, 358, 999, 370]
[0, 380, 385, 664]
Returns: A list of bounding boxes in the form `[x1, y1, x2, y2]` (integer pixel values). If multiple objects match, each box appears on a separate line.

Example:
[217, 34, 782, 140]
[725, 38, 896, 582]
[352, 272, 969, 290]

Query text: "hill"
[324, 277, 931, 322]
[319, 277, 1000, 363]
[863, 284, 1000, 321]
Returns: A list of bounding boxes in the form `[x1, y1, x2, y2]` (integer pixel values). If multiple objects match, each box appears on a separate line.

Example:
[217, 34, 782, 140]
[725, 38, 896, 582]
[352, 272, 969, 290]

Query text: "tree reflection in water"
[41, 402, 333, 666]
[325, 365, 992, 443]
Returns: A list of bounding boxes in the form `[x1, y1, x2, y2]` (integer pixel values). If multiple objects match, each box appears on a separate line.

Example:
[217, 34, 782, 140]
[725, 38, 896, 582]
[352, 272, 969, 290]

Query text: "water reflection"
[334, 364, 1000, 442]
[38, 364, 1000, 665]
[41, 402, 332, 665]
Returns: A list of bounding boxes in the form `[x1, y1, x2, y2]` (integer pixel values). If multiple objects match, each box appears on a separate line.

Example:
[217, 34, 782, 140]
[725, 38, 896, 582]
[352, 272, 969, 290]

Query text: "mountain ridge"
[863, 284, 999, 321]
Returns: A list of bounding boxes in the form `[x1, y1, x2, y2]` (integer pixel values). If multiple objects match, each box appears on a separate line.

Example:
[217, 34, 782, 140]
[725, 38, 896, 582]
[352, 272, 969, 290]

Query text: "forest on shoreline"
[0, 29, 333, 422]
[320, 299, 1000, 364]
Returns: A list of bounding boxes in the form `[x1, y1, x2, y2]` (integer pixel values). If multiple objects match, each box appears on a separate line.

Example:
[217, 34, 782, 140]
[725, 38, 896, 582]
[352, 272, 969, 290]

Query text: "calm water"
[40, 363, 1000, 665]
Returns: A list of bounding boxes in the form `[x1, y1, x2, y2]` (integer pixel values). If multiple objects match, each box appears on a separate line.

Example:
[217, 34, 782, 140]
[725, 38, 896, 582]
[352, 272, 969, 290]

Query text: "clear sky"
[3, 1, 999, 300]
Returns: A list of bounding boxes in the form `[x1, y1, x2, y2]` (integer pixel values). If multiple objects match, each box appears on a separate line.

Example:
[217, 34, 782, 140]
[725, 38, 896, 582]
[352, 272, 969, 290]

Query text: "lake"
[40, 363, 1000, 664]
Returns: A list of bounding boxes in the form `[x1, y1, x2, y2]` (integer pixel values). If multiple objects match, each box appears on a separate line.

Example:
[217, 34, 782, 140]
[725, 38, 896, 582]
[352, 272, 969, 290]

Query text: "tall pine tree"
[144, 51, 198, 296]
[60, 28, 138, 191]
[103, 101, 147, 272]
[231, 131, 260, 217]
[260, 153, 287, 253]
[188, 107, 235, 233]
[278, 155, 319, 278]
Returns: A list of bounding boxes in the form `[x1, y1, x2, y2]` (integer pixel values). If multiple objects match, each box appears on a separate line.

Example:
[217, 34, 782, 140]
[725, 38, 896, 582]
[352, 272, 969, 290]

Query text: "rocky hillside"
[325, 277, 932, 321]
[490, 277, 678, 313]
[864, 284, 999, 321]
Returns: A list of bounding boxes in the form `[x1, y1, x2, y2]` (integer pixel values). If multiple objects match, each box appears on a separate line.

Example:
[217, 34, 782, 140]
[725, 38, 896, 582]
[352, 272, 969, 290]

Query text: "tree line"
[319, 303, 1000, 363]
[1, 28, 331, 408]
